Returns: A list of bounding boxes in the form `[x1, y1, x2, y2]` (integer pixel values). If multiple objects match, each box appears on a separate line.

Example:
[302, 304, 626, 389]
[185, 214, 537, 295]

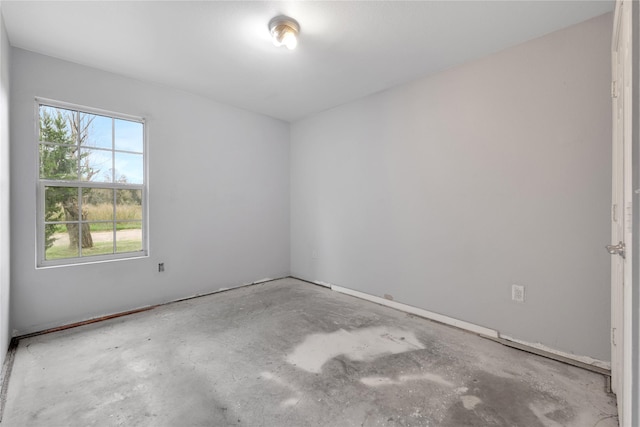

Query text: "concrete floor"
[1, 278, 618, 426]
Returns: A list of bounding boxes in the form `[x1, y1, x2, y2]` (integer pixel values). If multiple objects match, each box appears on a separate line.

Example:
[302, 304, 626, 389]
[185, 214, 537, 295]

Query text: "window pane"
[45, 187, 77, 222]
[38, 101, 146, 266]
[79, 113, 112, 149]
[116, 189, 142, 220]
[40, 144, 79, 180]
[82, 223, 114, 257]
[115, 152, 143, 184]
[80, 148, 112, 182]
[39, 106, 75, 144]
[45, 224, 79, 260]
[83, 188, 114, 221]
[116, 222, 142, 253]
[115, 119, 143, 153]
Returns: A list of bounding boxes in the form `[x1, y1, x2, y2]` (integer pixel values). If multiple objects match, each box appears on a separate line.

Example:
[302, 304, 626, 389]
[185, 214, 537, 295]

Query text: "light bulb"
[282, 31, 297, 50]
[268, 16, 300, 50]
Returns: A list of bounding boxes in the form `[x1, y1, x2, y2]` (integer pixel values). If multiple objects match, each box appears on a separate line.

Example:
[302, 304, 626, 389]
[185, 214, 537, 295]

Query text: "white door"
[609, 1, 633, 425]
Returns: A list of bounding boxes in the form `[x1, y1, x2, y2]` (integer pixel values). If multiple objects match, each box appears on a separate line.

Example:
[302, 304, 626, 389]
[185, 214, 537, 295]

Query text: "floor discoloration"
[286, 326, 424, 373]
[460, 394, 482, 410]
[360, 372, 453, 388]
[1, 278, 618, 426]
[441, 371, 578, 427]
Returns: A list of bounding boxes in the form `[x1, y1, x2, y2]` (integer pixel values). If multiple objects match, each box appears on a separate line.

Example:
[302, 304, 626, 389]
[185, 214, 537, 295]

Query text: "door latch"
[606, 241, 626, 259]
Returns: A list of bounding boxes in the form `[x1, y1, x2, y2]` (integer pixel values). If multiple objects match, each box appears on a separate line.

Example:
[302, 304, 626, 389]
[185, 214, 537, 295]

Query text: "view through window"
[37, 100, 147, 266]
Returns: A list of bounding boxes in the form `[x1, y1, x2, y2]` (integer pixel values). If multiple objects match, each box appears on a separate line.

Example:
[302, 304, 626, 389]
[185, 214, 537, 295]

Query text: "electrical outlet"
[158, 263, 165, 272]
[512, 284, 525, 303]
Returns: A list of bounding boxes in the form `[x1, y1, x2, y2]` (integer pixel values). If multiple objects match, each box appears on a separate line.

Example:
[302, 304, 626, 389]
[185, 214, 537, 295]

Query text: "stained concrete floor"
[1, 278, 618, 426]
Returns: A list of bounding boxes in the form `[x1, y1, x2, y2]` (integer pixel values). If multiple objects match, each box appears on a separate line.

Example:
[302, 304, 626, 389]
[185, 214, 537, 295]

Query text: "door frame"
[611, 1, 636, 425]
[631, 0, 639, 424]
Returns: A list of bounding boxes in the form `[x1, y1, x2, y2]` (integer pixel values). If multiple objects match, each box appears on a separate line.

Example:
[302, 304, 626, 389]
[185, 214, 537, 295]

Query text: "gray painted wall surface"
[0, 7, 11, 367]
[10, 49, 290, 335]
[291, 14, 613, 361]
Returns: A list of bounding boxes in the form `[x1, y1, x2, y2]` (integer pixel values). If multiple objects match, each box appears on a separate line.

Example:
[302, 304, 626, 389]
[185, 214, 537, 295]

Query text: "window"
[36, 99, 147, 267]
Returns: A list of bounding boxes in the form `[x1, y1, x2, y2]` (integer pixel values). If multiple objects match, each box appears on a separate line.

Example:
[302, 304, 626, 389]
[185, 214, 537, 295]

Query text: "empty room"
[0, 0, 638, 426]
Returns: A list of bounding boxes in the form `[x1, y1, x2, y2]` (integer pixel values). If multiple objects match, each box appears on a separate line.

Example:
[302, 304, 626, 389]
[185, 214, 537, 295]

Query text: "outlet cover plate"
[512, 284, 525, 303]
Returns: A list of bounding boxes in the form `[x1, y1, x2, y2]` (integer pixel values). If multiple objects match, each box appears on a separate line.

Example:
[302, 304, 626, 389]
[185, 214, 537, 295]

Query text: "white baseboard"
[253, 277, 274, 284]
[498, 334, 611, 371]
[312, 280, 332, 288]
[330, 284, 499, 338]
[327, 283, 610, 372]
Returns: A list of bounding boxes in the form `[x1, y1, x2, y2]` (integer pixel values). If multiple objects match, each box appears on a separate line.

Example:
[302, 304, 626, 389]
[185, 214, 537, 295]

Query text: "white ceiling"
[2, 1, 613, 122]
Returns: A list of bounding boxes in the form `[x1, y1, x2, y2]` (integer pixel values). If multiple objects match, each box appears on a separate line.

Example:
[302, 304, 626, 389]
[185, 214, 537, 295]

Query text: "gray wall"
[10, 49, 290, 335]
[0, 6, 11, 367]
[291, 13, 613, 361]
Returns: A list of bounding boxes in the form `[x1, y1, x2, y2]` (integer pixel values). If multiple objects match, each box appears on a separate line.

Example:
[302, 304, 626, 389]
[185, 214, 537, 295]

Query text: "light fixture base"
[269, 15, 300, 50]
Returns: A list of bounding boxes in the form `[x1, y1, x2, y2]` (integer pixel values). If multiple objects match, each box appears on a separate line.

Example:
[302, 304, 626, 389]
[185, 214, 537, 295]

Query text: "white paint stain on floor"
[360, 373, 453, 388]
[261, 371, 303, 408]
[127, 359, 153, 373]
[286, 326, 425, 373]
[461, 395, 482, 410]
[281, 397, 301, 408]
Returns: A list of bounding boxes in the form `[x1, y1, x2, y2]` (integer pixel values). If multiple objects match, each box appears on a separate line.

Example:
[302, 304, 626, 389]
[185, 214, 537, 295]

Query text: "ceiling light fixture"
[269, 15, 299, 50]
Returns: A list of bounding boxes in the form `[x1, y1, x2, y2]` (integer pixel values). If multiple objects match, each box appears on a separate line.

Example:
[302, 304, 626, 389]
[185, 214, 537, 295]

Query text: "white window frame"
[35, 97, 149, 267]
